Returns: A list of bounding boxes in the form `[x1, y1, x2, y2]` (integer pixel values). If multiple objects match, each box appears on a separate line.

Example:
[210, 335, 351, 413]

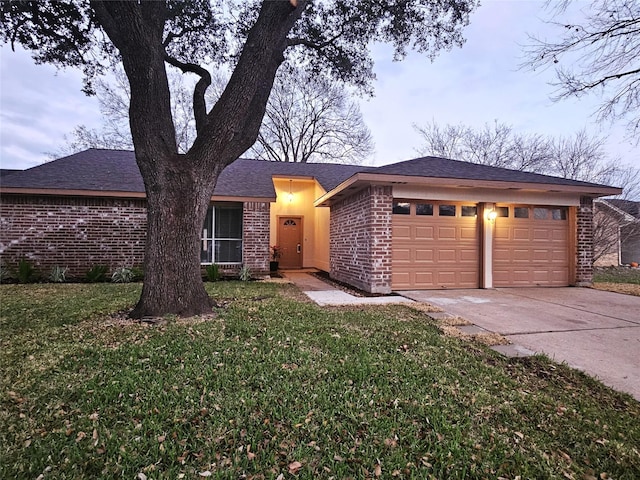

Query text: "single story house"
[0, 149, 621, 292]
[594, 199, 640, 266]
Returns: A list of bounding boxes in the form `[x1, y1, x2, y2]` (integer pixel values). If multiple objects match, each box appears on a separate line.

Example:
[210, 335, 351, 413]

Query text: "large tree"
[1, 0, 478, 317]
[524, 0, 640, 141]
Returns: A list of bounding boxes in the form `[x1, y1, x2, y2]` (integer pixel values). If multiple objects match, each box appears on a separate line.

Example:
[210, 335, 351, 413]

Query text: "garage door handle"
[297, 243, 301, 254]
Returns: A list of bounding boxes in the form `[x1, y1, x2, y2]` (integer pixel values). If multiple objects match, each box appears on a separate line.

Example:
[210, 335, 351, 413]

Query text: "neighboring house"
[594, 199, 640, 266]
[0, 149, 621, 292]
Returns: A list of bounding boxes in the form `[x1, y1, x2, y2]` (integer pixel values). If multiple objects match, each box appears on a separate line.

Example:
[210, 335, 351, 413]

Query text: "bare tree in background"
[250, 68, 374, 163]
[57, 67, 374, 165]
[53, 67, 225, 155]
[415, 120, 640, 199]
[415, 120, 553, 172]
[524, 0, 640, 141]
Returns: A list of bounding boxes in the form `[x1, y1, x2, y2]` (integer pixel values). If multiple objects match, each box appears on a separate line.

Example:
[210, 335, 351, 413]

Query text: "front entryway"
[278, 216, 303, 268]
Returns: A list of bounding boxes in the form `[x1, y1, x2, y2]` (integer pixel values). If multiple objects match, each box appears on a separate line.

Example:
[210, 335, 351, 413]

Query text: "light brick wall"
[0, 194, 147, 276]
[243, 202, 270, 276]
[576, 196, 594, 285]
[329, 185, 392, 293]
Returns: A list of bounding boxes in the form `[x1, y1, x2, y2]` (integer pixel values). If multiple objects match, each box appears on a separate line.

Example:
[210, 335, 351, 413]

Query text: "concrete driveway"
[400, 288, 640, 401]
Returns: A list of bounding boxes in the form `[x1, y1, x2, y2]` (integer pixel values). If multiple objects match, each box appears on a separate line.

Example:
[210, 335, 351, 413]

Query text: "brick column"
[330, 185, 392, 293]
[243, 202, 270, 276]
[576, 196, 594, 286]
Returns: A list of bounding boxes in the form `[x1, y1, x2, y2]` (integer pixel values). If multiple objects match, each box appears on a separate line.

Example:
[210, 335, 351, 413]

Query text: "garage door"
[392, 201, 479, 289]
[493, 205, 569, 286]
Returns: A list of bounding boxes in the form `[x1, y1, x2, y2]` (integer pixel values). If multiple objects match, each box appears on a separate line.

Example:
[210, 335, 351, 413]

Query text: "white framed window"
[201, 203, 243, 264]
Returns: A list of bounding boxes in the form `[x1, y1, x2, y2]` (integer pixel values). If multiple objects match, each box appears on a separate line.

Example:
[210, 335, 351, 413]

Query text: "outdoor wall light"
[288, 179, 294, 203]
[486, 209, 498, 222]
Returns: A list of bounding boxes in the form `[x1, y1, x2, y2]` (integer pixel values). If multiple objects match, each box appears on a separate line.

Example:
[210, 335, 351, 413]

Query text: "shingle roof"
[366, 156, 617, 189]
[0, 149, 620, 197]
[0, 149, 364, 198]
[606, 199, 640, 219]
[0, 169, 20, 177]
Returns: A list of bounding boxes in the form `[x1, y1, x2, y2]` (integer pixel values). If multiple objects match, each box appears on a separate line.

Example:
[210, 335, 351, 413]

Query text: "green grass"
[594, 266, 640, 285]
[1, 282, 639, 479]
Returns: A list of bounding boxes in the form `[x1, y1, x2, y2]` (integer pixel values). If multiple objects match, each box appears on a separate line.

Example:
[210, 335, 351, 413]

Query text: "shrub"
[49, 266, 69, 283]
[16, 258, 38, 283]
[0, 262, 12, 283]
[205, 264, 220, 282]
[239, 265, 252, 282]
[85, 265, 108, 283]
[131, 266, 144, 282]
[111, 266, 134, 283]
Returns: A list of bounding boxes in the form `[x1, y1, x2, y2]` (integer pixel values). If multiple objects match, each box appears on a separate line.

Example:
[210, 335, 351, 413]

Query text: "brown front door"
[278, 217, 303, 268]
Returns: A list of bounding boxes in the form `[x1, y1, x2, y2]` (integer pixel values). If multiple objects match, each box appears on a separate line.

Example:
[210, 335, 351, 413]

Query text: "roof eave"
[314, 172, 623, 207]
[0, 187, 275, 203]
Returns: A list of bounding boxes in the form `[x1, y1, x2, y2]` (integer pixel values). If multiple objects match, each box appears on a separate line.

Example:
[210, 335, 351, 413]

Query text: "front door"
[278, 217, 303, 269]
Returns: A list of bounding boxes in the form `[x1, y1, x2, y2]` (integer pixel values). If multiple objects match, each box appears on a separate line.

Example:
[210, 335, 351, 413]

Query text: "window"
[534, 207, 549, 220]
[496, 206, 509, 218]
[201, 203, 243, 264]
[439, 204, 456, 217]
[416, 203, 433, 216]
[393, 201, 410, 215]
[551, 208, 567, 220]
[514, 207, 529, 219]
[461, 206, 477, 217]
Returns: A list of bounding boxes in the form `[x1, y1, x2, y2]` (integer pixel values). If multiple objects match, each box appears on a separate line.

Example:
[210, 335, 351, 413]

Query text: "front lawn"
[1, 282, 638, 479]
[593, 266, 640, 296]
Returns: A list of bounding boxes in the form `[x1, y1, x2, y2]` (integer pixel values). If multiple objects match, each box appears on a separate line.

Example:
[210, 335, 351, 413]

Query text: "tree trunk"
[130, 155, 214, 318]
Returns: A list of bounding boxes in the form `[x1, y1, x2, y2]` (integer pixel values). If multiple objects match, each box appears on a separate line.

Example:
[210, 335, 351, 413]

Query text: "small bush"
[205, 264, 221, 282]
[85, 265, 108, 283]
[239, 265, 252, 282]
[49, 266, 69, 283]
[16, 258, 38, 283]
[131, 266, 144, 282]
[0, 262, 11, 283]
[111, 266, 134, 283]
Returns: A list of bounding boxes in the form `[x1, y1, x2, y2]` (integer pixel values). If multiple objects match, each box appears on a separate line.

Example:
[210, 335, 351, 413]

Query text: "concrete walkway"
[400, 288, 640, 401]
[283, 271, 413, 307]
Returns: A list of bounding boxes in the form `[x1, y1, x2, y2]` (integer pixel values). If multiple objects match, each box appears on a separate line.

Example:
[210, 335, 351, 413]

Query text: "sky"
[0, 0, 638, 172]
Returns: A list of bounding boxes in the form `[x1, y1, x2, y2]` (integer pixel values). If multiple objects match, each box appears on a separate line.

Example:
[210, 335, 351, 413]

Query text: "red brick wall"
[1, 194, 271, 279]
[243, 202, 270, 276]
[576, 196, 594, 285]
[0, 194, 147, 277]
[329, 185, 392, 293]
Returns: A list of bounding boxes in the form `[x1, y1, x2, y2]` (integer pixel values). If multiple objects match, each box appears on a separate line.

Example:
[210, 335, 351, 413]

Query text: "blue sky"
[1, 0, 637, 171]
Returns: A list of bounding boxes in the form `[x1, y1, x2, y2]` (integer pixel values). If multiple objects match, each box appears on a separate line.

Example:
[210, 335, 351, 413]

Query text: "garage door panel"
[460, 249, 477, 261]
[393, 225, 411, 238]
[393, 248, 411, 262]
[438, 226, 457, 240]
[392, 202, 479, 289]
[513, 228, 531, 240]
[415, 248, 434, 261]
[415, 226, 434, 240]
[494, 205, 569, 287]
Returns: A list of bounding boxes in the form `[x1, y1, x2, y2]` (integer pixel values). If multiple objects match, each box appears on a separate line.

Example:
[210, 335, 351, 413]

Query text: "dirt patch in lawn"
[593, 282, 640, 297]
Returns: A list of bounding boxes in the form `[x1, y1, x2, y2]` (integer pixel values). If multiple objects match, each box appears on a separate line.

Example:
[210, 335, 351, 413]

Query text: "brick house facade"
[1, 149, 621, 290]
[0, 193, 271, 278]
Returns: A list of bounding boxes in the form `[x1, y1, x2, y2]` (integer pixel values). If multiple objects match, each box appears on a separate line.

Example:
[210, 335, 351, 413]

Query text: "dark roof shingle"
[1, 149, 620, 197]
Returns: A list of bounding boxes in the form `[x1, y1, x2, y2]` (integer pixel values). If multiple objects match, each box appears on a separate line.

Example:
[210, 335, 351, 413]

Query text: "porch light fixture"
[288, 179, 294, 203]
[486, 209, 498, 223]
